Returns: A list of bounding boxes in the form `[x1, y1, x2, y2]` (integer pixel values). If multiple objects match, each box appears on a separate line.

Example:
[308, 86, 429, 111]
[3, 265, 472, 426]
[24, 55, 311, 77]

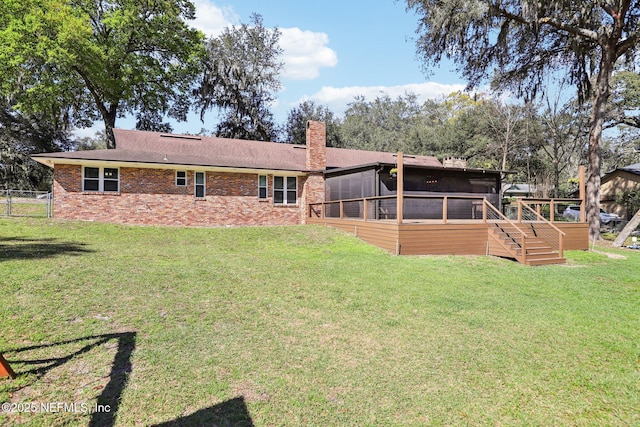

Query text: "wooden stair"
[488, 223, 565, 266]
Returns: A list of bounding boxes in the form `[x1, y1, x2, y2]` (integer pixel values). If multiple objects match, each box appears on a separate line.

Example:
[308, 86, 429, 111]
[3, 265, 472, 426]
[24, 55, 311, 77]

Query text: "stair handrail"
[519, 200, 565, 258]
[519, 201, 566, 236]
[484, 199, 529, 264]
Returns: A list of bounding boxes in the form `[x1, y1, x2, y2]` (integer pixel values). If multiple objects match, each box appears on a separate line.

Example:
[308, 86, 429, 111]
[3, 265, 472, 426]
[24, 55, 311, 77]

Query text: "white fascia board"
[33, 157, 308, 177]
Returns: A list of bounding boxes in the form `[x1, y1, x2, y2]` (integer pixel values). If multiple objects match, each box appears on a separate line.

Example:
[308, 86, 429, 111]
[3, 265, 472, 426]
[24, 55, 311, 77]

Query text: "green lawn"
[1, 218, 639, 426]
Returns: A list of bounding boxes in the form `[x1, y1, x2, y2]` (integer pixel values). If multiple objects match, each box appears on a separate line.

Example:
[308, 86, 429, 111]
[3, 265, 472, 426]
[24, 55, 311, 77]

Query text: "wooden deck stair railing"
[484, 199, 566, 266]
[518, 201, 566, 260]
[484, 200, 528, 264]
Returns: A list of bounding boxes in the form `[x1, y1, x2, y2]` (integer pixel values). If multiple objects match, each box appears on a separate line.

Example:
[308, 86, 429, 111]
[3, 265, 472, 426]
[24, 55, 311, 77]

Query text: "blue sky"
[190, 0, 467, 126]
[83, 0, 468, 137]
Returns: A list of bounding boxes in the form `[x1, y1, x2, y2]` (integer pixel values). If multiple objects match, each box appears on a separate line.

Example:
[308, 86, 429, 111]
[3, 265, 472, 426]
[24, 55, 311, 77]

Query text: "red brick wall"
[53, 164, 320, 227]
[301, 172, 325, 223]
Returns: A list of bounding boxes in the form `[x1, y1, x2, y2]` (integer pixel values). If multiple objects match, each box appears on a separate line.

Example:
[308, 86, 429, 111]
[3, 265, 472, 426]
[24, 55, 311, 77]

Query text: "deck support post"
[550, 199, 555, 222]
[396, 152, 404, 225]
[442, 196, 448, 224]
[339, 201, 344, 219]
[579, 165, 586, 223]
[363, 198, 368, 221]
[482, 198, 487, 223]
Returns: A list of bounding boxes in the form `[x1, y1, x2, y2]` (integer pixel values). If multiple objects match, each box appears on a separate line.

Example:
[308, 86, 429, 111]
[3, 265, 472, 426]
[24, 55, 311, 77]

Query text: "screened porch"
[319, 161, 501, 222]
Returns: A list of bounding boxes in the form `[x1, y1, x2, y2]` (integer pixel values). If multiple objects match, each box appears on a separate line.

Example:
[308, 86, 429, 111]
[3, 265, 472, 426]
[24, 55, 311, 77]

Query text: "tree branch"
[491, 4, 600, 43]
[617, 31, 640, 56]
[71, 65, 108, 120]
[538, 17, 600, 42]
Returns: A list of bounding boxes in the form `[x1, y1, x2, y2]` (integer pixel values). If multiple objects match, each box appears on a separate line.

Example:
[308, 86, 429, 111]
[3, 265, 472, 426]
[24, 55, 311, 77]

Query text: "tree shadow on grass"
[2, 332, 136, 427]
[151, 396, 254, 427]
[0, 236, 93, 261]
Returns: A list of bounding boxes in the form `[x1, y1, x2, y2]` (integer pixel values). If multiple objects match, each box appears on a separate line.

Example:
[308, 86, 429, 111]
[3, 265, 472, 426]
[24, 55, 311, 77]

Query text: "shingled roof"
[601, 162, 640, 186]
[620, 163, 640, 175]
[33, 128, 442, 172]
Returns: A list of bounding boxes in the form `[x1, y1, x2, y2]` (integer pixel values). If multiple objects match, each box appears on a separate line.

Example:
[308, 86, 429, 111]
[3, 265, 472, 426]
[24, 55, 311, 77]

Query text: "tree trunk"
[553, 155, 560, 198]
[100, 105, 118, 149]
[612, 208, 640, 247]
[586, 52, 614, 240]
[71, 65, 119, 149]
[104, 119, 116, 150]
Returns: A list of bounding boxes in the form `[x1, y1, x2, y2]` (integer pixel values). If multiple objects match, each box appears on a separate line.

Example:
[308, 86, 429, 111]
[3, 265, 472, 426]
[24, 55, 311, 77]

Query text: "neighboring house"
[32, 121, 444, 227]
[600, 162, 640, 220]
[503, 183, 537, 198]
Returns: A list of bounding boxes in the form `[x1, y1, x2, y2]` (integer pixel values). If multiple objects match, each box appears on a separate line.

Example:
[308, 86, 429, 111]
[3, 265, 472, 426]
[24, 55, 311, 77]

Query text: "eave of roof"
[620, 163, 640, 175]
[31, 154, 308, 176]
[324, 162, 504, 177]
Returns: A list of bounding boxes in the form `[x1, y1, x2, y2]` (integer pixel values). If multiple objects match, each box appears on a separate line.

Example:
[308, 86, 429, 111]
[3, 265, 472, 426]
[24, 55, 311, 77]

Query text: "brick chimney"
[442, 156, 468, 168]
[306, 120, 326, 171]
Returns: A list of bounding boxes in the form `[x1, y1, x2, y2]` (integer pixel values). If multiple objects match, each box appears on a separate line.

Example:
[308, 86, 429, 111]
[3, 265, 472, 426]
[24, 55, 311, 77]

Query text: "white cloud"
[306, 82, 468, 116]
[191, 1, 239, 38]
[191, 2, 337, 81]
[279, 28, 338, 80]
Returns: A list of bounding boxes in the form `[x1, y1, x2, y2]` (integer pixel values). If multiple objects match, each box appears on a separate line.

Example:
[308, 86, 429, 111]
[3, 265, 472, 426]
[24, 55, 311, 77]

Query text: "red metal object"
[0, 353, 16, 379]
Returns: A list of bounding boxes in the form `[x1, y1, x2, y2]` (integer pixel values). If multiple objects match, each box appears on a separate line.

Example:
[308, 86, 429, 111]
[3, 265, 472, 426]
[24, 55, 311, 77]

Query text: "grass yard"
[0, 217, 639, 426]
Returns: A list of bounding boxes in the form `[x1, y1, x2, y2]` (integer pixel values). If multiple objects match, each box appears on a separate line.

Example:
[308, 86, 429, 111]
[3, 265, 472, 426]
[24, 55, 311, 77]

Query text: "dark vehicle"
[562, 205, 620, 224]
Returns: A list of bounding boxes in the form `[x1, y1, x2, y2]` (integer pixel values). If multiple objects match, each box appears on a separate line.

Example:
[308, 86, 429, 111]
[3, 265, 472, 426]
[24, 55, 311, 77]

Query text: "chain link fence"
[1, 190, 53, 218]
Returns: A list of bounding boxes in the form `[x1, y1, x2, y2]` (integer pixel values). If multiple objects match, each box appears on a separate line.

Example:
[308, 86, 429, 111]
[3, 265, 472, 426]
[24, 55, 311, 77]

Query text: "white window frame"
[194, 171, 206, 198]
[273, 176, 297, 205]
[83, 166, 119, 193]
[176, 171, 187, 186]
[258, 175, 268, 199]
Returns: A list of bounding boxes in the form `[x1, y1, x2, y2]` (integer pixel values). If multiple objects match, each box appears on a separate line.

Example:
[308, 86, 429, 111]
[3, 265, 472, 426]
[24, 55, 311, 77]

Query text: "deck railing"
[308, 194, 490, 222]
[512, 198, 585, 223]
[518, 201, 566, 258]
[484, 199, 528, 262]
[310, 196, 582, 225]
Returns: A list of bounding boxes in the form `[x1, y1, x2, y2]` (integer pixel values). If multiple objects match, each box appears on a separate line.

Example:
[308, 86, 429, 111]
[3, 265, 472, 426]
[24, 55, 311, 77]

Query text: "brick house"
[32, 121, 442, 227]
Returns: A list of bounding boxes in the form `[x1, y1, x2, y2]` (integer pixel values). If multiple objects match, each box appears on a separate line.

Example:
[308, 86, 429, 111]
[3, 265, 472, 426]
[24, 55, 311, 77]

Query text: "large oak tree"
[0, 0, 204, 148]
[1, 95, 73, 190]
[196, 14, 282, 141]
[406, 0, 640, 238]
[283, 100, 342, 146]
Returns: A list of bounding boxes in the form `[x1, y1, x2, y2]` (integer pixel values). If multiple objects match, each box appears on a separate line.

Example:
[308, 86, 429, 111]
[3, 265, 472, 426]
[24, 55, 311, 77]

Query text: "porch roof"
[324, 161, 504, 177]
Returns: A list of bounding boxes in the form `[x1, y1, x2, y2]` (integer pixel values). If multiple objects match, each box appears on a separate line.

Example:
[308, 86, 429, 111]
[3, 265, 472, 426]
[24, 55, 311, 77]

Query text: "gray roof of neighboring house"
[33, 128, 442, 171]
[600, 162, 640, 185]
[620, 163, 640, 175]
[503, 183, 536, 194]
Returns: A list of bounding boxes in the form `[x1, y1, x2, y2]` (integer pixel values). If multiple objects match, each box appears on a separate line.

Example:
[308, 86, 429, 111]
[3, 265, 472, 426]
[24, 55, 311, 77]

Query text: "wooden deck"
[307, 216, 588, 257]
[307, 196, 589, 265]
